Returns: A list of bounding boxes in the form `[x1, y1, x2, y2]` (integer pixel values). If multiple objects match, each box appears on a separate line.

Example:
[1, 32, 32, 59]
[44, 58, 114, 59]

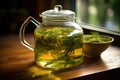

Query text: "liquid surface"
[34, 27, 83, 70]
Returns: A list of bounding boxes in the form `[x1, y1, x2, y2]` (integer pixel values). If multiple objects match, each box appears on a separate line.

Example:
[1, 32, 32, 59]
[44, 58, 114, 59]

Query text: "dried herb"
[83, 32, 111, 43]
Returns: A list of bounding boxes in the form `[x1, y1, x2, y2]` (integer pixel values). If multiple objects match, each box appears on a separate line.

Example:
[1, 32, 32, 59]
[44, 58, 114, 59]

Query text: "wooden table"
[0, 34, 120, 80]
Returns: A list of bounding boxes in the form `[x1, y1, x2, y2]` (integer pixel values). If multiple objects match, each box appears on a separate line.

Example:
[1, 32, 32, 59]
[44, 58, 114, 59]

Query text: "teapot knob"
[54, 5, 62, 12]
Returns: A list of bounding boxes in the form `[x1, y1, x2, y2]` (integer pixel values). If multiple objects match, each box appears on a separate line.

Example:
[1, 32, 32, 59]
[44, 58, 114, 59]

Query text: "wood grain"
[0, 34, 120, 80]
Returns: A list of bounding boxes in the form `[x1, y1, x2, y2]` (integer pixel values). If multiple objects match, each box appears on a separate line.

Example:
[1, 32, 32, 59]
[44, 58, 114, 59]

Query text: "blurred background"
[76, 0, 120, 32]
[0, 0, 120, 34]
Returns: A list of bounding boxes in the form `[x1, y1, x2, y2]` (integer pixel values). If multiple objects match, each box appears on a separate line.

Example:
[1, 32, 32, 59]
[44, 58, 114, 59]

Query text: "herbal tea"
[34, 27, 83, 70]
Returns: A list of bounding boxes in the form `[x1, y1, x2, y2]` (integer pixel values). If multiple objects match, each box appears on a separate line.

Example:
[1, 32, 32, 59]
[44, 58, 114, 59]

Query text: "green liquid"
[34, 27, 83, 70]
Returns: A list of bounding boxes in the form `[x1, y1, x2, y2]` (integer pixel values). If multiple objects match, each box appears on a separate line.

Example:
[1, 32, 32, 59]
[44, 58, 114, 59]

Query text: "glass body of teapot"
[20, 5, 84, 70]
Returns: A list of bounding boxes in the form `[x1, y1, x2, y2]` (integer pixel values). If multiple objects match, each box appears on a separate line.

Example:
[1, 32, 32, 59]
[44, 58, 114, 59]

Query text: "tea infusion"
[34, 27, 83, 70]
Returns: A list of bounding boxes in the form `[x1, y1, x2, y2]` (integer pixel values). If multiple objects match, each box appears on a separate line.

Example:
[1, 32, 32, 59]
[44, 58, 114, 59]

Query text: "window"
[76, 0, 120, 32]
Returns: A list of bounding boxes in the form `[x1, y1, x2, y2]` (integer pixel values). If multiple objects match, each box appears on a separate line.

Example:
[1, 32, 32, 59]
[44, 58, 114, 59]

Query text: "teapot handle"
[19, 16, 41, 51]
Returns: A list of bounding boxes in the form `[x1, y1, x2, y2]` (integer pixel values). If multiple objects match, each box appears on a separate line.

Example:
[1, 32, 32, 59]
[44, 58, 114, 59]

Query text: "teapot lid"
[40, 5, 75, 21]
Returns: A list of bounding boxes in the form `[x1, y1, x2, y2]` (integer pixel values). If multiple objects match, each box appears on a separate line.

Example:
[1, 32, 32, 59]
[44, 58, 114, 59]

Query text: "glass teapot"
[19, 5, 84, 70]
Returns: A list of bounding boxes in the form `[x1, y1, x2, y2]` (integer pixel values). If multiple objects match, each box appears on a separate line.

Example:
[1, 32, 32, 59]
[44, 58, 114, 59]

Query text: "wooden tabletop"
[0, 34, 120, 80]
